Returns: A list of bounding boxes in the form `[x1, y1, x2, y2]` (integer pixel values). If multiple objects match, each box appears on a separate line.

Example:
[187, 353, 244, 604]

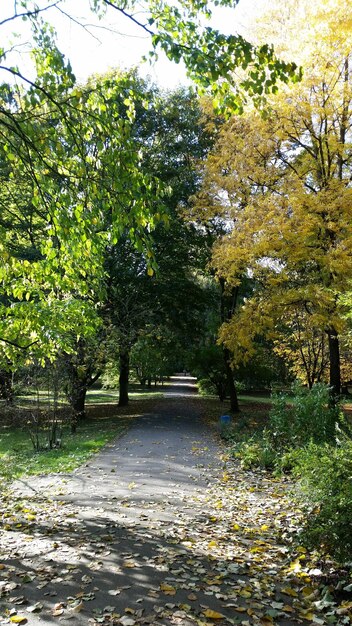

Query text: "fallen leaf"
[69, 601, 83, 613]
[119, 617, 135, 626]
[27, 603, 43, 613]
[160, 583, 176, 596]
[203, 609, 225, 619]
[281, 587, 299, 597]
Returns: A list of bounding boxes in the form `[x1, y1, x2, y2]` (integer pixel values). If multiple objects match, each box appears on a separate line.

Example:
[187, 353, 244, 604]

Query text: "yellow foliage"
[194, 7, 352, 372]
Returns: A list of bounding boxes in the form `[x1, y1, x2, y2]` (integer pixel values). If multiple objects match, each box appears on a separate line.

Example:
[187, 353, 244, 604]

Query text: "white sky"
[1, 0, 265, 89]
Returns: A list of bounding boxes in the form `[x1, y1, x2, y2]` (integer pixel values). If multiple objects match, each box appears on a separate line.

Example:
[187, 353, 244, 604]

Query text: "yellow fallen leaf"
[240, 590, 252, 598]
[300, 612, 316, 621]
[288, 558, 302, 573]
[203, 609, 225, 619]
[282, 586, 299, 597]
[160, 583, 176, 596]
[260, 617, 273, 625]
[296, 546, 307, 553]
[10, 618, 27, 624]
[301, 586, 315, 597]
[261, 524, 269, 531]
[340, 601, 352, 610]
[233, 524, 240, 531]
[250, 546, 265, 553]
[207, 540, 217, 548]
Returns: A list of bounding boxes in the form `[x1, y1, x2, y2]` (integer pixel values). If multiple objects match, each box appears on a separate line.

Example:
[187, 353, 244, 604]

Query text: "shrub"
[224, 382, 352, 562]
[232, 432, 277, 470]
[292, 440, 352, 561]
[197, 377, 218, 397]
[269, 383, 339, 448]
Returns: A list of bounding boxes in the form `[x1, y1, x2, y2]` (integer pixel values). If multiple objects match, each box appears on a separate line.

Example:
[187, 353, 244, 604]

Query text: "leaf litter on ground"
[0, 397, 351, 626]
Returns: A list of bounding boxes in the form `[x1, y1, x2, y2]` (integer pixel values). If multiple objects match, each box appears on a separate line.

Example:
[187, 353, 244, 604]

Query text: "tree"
[102, 85, 216, 406]
[0, 0, 301, 383]
[273, 308, 329, 389]
[0, 67, 163, 371]
[193, 5, 352, 396]
[1, 1, 301, 115]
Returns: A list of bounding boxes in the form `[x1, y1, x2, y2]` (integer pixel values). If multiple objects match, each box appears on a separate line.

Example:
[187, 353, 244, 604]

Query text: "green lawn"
[0, 416, 129, 480]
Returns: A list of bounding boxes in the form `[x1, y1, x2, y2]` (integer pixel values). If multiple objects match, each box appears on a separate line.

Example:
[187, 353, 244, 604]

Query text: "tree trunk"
[327, 327, 341, 398]
[219, 277, 240, 413]
[71, 386, 87, 416]
[0, 370, 14, 404]
[118, 347, 130, 407]
[223, 347, 240, 413]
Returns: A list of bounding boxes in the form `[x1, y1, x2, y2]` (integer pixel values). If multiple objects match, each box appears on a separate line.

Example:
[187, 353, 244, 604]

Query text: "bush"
[270, 383, 338, 448]
[197, 377, 218, 397]
[223, 382, 352, 562]
[291, 440, 352, 561]
[232, 431, 277, 470]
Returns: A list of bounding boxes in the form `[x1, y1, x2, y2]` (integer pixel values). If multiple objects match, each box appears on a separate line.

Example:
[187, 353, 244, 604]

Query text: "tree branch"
[102, 1, 155, 36]
[0, 2, 60, 27]
[0, 337, 39, 350]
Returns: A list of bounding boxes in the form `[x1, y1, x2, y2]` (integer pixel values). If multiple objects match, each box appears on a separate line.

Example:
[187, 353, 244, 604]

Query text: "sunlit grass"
[0, 416, 129, 480]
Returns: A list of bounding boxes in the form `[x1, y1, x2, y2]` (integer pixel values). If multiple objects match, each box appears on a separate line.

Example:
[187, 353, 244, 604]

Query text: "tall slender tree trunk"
[119, 347, 130, 407]
[327, 327, 341, 397]
[219, 277, 240, 413]
[223, 347, 240, 413]
[0, 370, 14, 404]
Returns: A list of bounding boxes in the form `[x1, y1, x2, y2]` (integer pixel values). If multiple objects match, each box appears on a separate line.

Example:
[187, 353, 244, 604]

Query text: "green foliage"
[88, 0, 302, 115]
[291, 441, 352, 562]
[224, 384, 352, 562]
[229, 384, 341, 470]
[235, 344, 291, 391]
[269, 383, 339, 448]
[230, 431, 277, 470]
[130, 333, 175, 385]
[190, 345, 228, 400]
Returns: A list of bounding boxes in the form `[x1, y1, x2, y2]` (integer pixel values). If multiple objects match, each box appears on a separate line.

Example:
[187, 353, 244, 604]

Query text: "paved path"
[0, 378, 330, 626]
[1, 378, 229, 626]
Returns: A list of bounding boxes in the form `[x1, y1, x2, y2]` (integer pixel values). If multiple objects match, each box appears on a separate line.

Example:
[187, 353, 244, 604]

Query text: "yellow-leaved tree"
[193, 0, 352, 394]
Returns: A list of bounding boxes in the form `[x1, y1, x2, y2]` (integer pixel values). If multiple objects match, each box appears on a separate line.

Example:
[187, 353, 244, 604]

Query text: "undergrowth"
[224, 383, 352, 562]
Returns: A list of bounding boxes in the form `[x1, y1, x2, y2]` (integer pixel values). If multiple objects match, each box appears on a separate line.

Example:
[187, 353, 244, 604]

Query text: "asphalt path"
[1, 375, 228, 626]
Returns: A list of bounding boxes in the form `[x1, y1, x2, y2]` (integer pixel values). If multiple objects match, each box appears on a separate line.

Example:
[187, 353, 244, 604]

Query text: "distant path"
[162, 372, 198, 397]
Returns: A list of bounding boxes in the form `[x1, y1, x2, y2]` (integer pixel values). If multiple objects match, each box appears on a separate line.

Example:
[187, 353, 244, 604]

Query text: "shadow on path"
[0, 377, 325, 625]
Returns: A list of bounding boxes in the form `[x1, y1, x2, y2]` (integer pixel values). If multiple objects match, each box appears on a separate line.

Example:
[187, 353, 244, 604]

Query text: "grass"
[0, 415, 130, 480]
[14, 385, 164, 408]
[0, 382, 166, 481]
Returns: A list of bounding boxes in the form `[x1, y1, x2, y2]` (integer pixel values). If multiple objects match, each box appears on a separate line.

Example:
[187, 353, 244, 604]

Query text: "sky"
[1, 0, 265, 89]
